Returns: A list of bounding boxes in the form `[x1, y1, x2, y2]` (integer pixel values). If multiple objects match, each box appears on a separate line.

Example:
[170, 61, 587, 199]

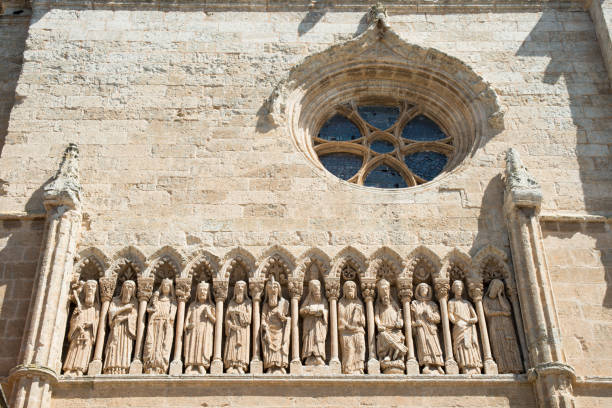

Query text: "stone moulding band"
[8, 364, 59, 386]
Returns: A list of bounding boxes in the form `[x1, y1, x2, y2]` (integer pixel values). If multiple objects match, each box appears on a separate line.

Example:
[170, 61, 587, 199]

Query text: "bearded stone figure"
[448, 280, 482, 374]
[63, 280, 100, 376]
[184, 282, 216, 374]
[103, 280, 137, 374]
[261, 277, 291, 374]
[483, 279, 523, 373]
[374, 279, 407, 374]
[143, 278, 178, 374]
[300, 280, 328, 366]
[338, 281, 366, 374]
[224, 280, 252, 374]
[411, 282, 444, 374]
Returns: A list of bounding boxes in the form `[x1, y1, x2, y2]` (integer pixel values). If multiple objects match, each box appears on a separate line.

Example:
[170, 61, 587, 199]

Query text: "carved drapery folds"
[59, 244, 528, 379]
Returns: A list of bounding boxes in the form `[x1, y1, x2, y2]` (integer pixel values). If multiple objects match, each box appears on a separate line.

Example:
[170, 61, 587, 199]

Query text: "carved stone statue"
[261, 277, 291, 374]
[375, 279, 407, 374]
[483, 279, 523, 373]
[300, 280, 328, 366]
[338, 281, 366, 374]
[184, 281, 216, 374]
[63, 280, 99, 376]
[143, 278, 178, 374]
[224, 280, 252, 374]
[448, 280, 482, 374]
[411, 282, 444, 374]
[103, 280, 137, 374]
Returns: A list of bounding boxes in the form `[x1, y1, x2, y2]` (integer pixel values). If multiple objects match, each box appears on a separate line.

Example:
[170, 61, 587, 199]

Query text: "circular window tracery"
[315, 102, 453, 188]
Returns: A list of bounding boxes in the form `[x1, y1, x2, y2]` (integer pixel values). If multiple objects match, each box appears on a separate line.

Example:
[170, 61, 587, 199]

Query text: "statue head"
[265, 276, 281, 307]
[487, 279, 505, 299]
[84, 280, 97, 305]
[160, 278, 173, 297]
[309, 280, 321, 301]
[415, 283, 432, 301]
[121, 280, 136, 303]
[377, 279, 391, 305]
[234, 280, 247, 303]
[197, 281, 210, 302]
[452, 280, 464, 298]
[343, 281, 357, 300]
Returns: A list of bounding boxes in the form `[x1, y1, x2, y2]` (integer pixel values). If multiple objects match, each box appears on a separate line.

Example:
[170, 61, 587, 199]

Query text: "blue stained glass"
[318, 115, 361, 141]
[404, 151, 448, 181]
[370, 140, 395, 154]
[402, 115, 446, 141]
[320, 153, 363, 181]
[357, 106, 399, 130]
[364, 165, 407, 189]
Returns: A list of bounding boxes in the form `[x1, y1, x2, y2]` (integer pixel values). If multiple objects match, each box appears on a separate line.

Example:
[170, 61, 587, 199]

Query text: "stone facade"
[0, 1, 611, 407]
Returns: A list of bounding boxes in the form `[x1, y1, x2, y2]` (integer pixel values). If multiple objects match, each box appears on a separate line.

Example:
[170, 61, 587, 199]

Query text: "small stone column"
[324, 278, 341, 373]
[434, 278, 458, 374]
[9, 144, 83, 408]
[88, 276, 117, 375]
[398, 278, 419, 375]
[169, 277, 191, 375]
[129, 276, 154, 374]
[468, 280, 498, 375]
[504, 148, 576, 407]
[210, 280, 228, 374]
[288, 278, 303, 375]
[506, 283, 529, 371]
[361, 279, 379, 374]
[249, 279, 265, 374]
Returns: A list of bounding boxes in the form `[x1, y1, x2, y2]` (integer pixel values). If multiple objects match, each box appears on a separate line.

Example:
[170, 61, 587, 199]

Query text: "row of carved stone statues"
[63, 276, 523, 376]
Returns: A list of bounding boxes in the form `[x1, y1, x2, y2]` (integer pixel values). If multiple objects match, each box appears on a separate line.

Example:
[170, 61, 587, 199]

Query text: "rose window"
[314, 102, 453, 188]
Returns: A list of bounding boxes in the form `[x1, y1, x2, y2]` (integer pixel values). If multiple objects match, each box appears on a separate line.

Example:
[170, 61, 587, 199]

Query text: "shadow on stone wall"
[516, 9, 612, 308]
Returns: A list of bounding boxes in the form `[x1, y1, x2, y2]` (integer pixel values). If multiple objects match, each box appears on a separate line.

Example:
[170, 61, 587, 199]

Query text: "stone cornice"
[31, 0, 585, 12]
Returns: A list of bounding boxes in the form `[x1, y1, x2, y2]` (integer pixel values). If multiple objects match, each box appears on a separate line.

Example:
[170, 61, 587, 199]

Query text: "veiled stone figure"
[411, 283, 444, 374]
[375, 279, 407, 373]
[338, 281, 366, 374]
[300, 280, 328, 366]
[103, 280, 137, 374]
[143, 278, 178, 374]
[261, 277, 291, 374]
[224, 281, 252, 374]
[483, 279, 523, 373]
[63, 280, 100, 376]
[448, 280, 482, 374]
[184, 282, 216, 374]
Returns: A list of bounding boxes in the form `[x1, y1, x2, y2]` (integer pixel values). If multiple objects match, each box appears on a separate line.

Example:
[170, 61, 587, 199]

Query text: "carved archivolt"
[64, 244, 525, 376]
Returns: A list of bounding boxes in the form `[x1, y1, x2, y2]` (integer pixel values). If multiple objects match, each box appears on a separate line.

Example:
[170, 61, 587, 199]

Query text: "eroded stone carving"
[43, 143, 82, 210]
[375, 279, 406, 374]
[338, 281, 366, 374]
[104, 280, 137, 375]
[143, 278, 177, 374]
[448, 280, 482, 374]
[184, 282, 216, 374]
[63, 280, 99, 376]
[483, 279, 523, 374]
[261, 277, 291, 374]
[224, 281, 252, 374]
[300, 280, 328, 366]
[411, 283, 444, 375]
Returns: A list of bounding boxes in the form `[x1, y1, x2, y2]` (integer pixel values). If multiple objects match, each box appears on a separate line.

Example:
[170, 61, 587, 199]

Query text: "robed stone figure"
[143, 278, 178, 374]
[483, 279, 523, 373]
[184, 281, 216, 374]
[224, 280, 252, 374]
[448, 280, 482, 374]
[261, 277, 291, 374]
[375, 279, 407, 373]
[63, 280, 100, 376]
[411, 282, 444, 374]
[299, 280, 328, 366]
[103, 280, 137, 374]
[338, 281, 366, 374]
